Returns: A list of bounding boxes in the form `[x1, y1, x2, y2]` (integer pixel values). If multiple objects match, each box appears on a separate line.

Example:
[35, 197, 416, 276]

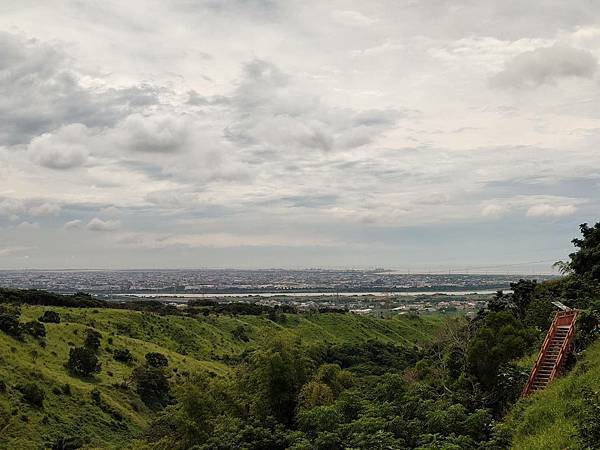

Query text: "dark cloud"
[491, 45, 597, 89]
[0, 31, 159, 146]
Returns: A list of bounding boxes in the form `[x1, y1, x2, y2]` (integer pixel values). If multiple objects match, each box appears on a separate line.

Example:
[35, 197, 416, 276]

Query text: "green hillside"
[505, 339, 600, 450]
[0, 305, 443, 449]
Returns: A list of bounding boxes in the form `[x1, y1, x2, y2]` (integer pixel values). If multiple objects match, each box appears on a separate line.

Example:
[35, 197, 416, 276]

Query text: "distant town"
[0, 269, 555, 316]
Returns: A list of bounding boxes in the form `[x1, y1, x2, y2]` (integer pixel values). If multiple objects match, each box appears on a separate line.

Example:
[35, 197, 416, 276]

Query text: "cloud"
[113, 113, 190, 153]
[332, 10, 377, 27]
[63, 219, 83, 230]
[0, 31, 159, 146]
[224, 59, 401, 152]
[526, 204, 577, 218]
[482, 204, 510, 218]
[0, 246, 31, 256]
[29, 202, 61, 216]
[86, 217, 121, 231]
[491, 45, 597, 88]
[27, 124, 90, 169]
[0, 198, 25, 217]
[16, 221, 40, 230]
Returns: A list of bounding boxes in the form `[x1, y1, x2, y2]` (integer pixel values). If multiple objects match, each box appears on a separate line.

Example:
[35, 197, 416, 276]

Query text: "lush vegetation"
[0, 222, 599, 449]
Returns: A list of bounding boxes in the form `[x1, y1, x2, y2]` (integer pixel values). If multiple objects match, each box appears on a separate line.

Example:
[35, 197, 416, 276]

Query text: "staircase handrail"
[522, 311, 560, 396]
[547, 310, 578, 383]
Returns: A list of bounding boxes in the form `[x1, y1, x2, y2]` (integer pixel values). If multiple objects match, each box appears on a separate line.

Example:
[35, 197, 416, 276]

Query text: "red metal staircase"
[522, 309, 579, 397]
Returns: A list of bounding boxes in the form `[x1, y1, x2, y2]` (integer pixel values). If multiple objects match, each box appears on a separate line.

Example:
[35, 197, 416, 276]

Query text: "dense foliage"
[66, 346, 101, 377]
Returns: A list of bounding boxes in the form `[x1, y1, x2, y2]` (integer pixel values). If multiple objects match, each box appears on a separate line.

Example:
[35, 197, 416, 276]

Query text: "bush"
[21, 321, 46, 338]
[38, 310, 61, 323]
[113, 348, 134, 364]
[131, 366, 170, 408]
[17, 383, 45, 407]
[51, 436, 83, 450]
[66, 347, 101, 377]
[0, 313, 21, 337]
[145, 352, 168, 368]
[232, 325, 250, 342]
[84, 328, 102, 351]
[575, 387, 600, 447]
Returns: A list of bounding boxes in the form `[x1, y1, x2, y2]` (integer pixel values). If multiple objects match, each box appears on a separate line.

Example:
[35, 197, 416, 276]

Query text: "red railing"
[521, 309, 578, 397]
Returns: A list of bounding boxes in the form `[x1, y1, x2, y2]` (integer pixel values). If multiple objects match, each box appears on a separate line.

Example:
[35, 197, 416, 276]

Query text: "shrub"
[576, 387, 600, 447]
[113, 348, 134, 364]
[21, 321, 46, 338]
[38, 310, 61, 323]
[0, 313, 21, 337]
[145, 352, 168, 368]
[90, 388, 102, 405]
[84, 328, 102, 351]
[232, 325, 250, 342]
[131, 366, 170, 408]
[51, 436, 83, 450]
[17, 383, 45, 407]
[66, 347, 101, 377]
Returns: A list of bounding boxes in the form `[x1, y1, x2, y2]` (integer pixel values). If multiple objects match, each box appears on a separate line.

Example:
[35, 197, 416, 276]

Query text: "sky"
[0, 0, 599, 272]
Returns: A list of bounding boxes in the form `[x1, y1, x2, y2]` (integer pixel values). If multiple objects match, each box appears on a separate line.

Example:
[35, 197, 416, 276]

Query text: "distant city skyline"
[1, 1, 598, 269]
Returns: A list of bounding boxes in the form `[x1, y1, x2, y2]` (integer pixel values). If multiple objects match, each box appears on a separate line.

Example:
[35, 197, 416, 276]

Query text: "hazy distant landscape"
[0, 269, 555, 294]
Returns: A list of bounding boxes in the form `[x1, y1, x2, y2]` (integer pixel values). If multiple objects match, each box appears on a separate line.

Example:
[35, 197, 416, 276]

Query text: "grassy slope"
[507, 339, 600, 450]
[0, 306, 444, 449]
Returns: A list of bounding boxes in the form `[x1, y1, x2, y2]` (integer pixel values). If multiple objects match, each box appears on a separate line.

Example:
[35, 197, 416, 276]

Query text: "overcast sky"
[0, 0, 599, 272]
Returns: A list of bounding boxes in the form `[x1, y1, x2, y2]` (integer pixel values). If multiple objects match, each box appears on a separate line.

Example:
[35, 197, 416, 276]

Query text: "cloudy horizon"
[1, 1, 599, 273]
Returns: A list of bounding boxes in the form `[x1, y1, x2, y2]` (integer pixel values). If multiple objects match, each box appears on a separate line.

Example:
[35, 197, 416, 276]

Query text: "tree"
[67, 347, 101, 377]
[467, 312, 537, 389]
[17, 382, 45, 407]
[0, 313, 21, 338]
[84, 328, 102, 351]
[131, 366, 170, 408]
[244, 338, 312, 424]
[510, 279, 537, 320]
[22, 321, 46, 338]
[297, 381, 334, 410]
[570, 222, 600, 281]
[38, 310, 61, 323]
[113, 348, 134, 364]
[145, 352, 168, 368]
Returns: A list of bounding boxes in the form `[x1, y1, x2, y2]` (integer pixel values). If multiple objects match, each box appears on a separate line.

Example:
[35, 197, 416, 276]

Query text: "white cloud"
[86, 217, 121, 231]
[0, 246, 31, 256]
[16, 221, 39, 230]
[526, 204, 577, 218]
[114, 113, 190, 153]
[63, 219, 83, 230]
[482, 204, 510, 218]
[28, 124, 90, 169]
[29, 202, 61, 216]
[491, 45, 597, 88]
[332, 10, 377, 27]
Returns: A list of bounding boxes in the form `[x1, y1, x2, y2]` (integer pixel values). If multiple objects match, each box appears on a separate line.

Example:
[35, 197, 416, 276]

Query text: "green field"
[0, 306, 444, 449]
